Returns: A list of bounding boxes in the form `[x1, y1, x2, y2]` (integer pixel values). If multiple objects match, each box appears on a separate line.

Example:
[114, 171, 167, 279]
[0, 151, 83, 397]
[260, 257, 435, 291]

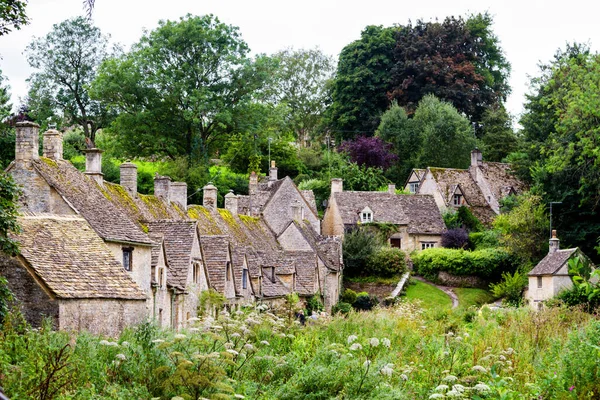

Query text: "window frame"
[122, 247, 133, 271]
[409, 182, 419, 193]
[537, 276, 542, 289]
[421, 242, 436, 250]
[242, 269, 248, 290]
[390, 238, 401, 248]
[453, 194, 462, 206]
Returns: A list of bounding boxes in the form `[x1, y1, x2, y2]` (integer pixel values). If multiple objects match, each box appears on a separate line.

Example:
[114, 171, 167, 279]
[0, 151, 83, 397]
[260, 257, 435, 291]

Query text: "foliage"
[489, 271, 528, 307]
[91, 14, 276, 161]
[338, 136, 397, 170]
[453, 288, 495, 309]
[0, 276, 13, 326]
[478, 104, 519, 162]
[0, 0, 28, 36]
[331, 301, 352, 315]
[333, 161, 389, 192]
[340, 288, 358, 305]
[25, 17, 112, 142]
[328, 25, 398, 139]
[342, 229, 380, 277]
[198, 289, 226, 317]
[366, 247, 407, 278]
[0, 71, 15, 168]
[412, 247, 516, 281]
[389, 13, 510, 123]
[353, 292, 379, 311]
[443, 206, 483, 232]
[468, 230, 500, 250]
[0, 172, 21, 257]
[559, 255, 600, 311]
[441, 228, 469, 249]
[305, 295, 324, 316]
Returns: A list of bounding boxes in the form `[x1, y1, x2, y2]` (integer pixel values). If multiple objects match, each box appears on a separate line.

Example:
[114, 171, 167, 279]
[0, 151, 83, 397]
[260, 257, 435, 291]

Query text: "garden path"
[412, 276, 459, 309]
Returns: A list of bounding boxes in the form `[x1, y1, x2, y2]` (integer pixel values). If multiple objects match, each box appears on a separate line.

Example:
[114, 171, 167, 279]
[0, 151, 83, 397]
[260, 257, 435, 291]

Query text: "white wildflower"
[369, 337, 380, 347]
[429, 394, 445, 399]
[330, 350, 338, 356]
[499, 354, 507, 361]
[381, 338, 391, 348]
[505, 347, 514, 354]
[400, 373, 408, 381]
[463, 332, 469, 338]
[472, 365, 487, 373]
[226, 349, 239, 356]
[380, 365, 393, 377]
[363, 360, 371, 368]
[244, 344, 254, 351]
[452, 384, 466, 393]
[435, 384, 449, 392]
[443, 351, 450, 356]
[211, 325, 223, 331]
[224, 342, 234, 349]
[234, 395, 245, 399]
[172, 397, 185, 400]
[443, 375, 458, 382]
[287, 334, 295, 339]
[447, 331, 454, 337]
[189, 327, 199, 333]
[446, 389, 461, 397]
[174, 334, 186, 340]
[152, 339, 165, 344]
[115, 353, 127, 361]
[349, 343, 363, 351]
[120, 341, 130, 347]
[474, 383, 490, 392]
[260, 340, 270, 346]
[108, 341, 119, 347]
[99, 340, 110, 346]
[347, 334, 358, 344]
[455, 336, 463, 342]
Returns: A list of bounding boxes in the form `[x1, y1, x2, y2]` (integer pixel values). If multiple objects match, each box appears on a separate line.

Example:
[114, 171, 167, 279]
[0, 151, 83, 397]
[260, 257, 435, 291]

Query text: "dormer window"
[453, 194, 462, 206]
[408, 182, 419, 193]
[360, 206, 373, 223]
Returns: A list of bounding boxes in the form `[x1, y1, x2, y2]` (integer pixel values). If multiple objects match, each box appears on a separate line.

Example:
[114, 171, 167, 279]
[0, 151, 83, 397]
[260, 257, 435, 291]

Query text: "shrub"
[468, 230, 499, 250]
[412, 247, 516, 281]
[441, 228, 469, 249]
[489, 271, 527, 306]
[331, 301, 352, 315]
[305, 295, 323, 316]
[341, 288, 358, 305]
[342, 229, 379, 277]
[353, 292, 378, 311]
[366, 247, 407, 277]
[443, 206, 483, 232]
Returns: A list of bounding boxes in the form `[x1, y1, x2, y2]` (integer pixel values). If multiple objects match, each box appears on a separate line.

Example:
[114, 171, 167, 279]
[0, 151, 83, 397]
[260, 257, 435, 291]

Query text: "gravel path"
[412, 276, 459, 309]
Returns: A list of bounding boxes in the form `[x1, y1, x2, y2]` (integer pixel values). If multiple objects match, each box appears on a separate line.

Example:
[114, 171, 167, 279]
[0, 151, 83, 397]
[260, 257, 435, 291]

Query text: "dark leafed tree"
[25, 16, 112, 144]
[389, 13, 510, 124]
[0, 0, 28, 36]
[338, 136, 397, 170]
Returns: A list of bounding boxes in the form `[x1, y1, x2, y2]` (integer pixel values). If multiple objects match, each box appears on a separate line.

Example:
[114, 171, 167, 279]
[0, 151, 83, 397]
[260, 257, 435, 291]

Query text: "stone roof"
[332, 191, 445, 234]
[301, 190, 318, 214]
[147, 221, 197, 289]
[476, 162, 527, 203]
[32, 158, 152, 245]
[260, 268, 289, 298]
[13, 215, 146, 300]
[294, 221, 343, 271]
[200, 235, 232, 294]
[529, 249, 578, 276]
[148, 232, 164, 268]
[294, 252, 318, 296]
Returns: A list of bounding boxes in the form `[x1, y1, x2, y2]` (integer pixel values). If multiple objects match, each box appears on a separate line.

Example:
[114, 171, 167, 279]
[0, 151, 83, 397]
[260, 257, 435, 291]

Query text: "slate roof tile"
[529, 249, 578, 276]
[200, 235, 231, 294]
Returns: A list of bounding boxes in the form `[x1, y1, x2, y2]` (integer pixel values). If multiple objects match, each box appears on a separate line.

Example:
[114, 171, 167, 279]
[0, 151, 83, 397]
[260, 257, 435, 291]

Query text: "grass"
[403, 279, 452, 309]
[344, 275, 402, 285]
[454, 287, 495, 309]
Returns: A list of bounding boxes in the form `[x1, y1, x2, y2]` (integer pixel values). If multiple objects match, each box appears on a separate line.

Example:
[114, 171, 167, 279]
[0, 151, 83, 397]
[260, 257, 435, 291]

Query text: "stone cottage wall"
[263, 179, 320, 235]
[105, 242, 152, 307]
[9, 165, 75, 215]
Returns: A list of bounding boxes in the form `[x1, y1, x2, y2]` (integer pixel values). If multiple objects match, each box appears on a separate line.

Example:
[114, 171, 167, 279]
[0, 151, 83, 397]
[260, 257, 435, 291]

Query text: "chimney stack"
[471, 148, 483, 168]
[15, 121, 40, 163]
[249, 171, 258, 195]
[202, 182, 218, 210]
[224, 190, 238, 215]
[154, 174, 171, 202]
[170, 182, 188, 210]
[42, 129, 63, 160]
[120, 162, 138, 197]
[269, 160, 278, 183]
[549, 230, 560, 253]
[84, 148, 104, 185]
[291, 200, 303, 221]
[331, 178, 343, 194]
[388, 184, 396, 194]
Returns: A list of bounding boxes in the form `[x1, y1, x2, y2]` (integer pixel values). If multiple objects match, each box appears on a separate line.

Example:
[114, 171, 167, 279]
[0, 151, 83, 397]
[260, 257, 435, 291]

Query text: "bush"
[443, 206, 483, 232]
[331, 301, 352, 315]
[441, 228, 469, 249]
[489, 271, 527, 307]
[468, 230, 500, 250]
[342, 229, 379, 277]
[305, 295, 323, 316]
[366, 247, 407, 277]
[340, 288, 358, 305]
[353, 292, 379, 311]
[412, 247, 516, 281]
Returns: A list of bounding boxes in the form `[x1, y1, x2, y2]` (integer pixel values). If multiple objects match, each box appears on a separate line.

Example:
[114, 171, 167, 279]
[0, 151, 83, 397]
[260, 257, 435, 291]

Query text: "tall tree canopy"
[0, 71, 15, 168]
[389, 13, 510, 123]
[328, 25, 398, 140]
[25, 16, 111, 143]
[0, 0, 28, 36]
[92, 14, 275, 161]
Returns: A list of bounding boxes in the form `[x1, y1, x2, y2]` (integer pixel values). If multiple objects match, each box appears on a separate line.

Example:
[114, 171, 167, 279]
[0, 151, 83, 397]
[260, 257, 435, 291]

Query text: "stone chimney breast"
[471, 148, 483, 168]
[170, 182, 188, 210]
[84, 148, 103, 185]
[42, 129, 63, 160]
[249, 171, 258, 195]
[549, 230, 560, 253]
[388, 184, 396, 194]
[269, 160, 278, 182]
[224, 190, 238, 215]
[154, 174, 171, 202]
[15, 121, 40, 163]
[203, 182, 218, 210]
[120, 162, 138, 197]
[291, 200, 303, 221]
[331, 178, 343, 194]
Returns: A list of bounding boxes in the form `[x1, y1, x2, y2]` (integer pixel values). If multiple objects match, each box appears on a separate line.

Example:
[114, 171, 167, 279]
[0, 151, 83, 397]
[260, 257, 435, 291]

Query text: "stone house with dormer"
[404, 149, 526, 225]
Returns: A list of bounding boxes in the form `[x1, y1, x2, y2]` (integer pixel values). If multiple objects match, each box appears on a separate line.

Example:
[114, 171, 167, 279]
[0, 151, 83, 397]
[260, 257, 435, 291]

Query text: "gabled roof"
[294, 252, 318, 296]
[405, 168, 426, 185]
[31, 158, 152, 245]
[293, 220, 343, 271]
[529, 249, 578, 276]
[200, 235, 232, 294]
[301, 190, 318, 214]
[147, 221, 197, 288]
[13, 215, 146, 300]
[476, 162, 526, 203]
[402, 195, 447, 234]
[260, 268, 289, 298]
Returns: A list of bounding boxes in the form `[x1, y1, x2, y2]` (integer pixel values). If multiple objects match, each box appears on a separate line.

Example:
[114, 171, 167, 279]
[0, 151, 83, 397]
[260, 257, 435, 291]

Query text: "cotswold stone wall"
[59, 298, 147, 337]
[0, 257, 59, 328]
[437, 271, 488, 289]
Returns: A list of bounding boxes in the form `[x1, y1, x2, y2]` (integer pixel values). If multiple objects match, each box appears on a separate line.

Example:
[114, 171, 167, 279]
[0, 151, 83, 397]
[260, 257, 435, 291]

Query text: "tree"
[269, 48, 335, 147]
[389, 14, 510, 123]
[25, 17, 112, 143]
[0, 0, 28, 36]
[92, 14, 275, 161]
[0, 172, 21, 257]
[412, 95, 477, 169]
[338, 136, 397, 170]
[328, 25, 399, 140]
[479, 104, 519, 162]
[0, 71, 15, 168]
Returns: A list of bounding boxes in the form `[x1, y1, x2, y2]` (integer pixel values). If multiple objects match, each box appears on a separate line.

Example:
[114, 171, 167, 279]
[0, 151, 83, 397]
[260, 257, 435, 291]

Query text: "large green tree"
[92, 14, 275, 161]
[328, 25, 399, 140]
[25, 16, 112, 143]
[0, 71, 15, 168]
[0, 0, 28, 36]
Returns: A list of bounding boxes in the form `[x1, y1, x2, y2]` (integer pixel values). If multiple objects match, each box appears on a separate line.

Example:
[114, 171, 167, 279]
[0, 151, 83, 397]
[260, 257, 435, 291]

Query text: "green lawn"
[454, 287, 495, 309]
[404, 280, 452, 309]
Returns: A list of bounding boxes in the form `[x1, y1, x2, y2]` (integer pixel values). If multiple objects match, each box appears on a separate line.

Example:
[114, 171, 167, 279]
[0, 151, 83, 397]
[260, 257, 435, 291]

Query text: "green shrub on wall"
[412, 247, 516, 281]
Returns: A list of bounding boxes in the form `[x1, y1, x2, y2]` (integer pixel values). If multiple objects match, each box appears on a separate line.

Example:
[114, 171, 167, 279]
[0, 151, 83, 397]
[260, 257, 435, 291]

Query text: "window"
[453, 194, 462, 206]
[242, 269, 248, 289]
[409, 182, 419, 193]
[421, 242, 436, 250]
[271, 267, 275, 283]
[122, 248, 133, 271]
[360, 207, 373, 223]
[192, 262, 201, 284]
[390, 238, 401, 248]
[158, 267, 165, 288]
[226, 261, 232, 281]
[537, 276, 542, 288]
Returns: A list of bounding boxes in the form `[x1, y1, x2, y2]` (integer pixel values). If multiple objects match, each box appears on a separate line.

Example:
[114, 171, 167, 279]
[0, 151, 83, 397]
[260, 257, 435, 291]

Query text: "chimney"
[120, 161, 138, 197]
[549, 230, 560, 253]
[84, 148, 104, 185]
[154, 174, 171, 202]
[291, 200, 303, 221]
[388, 184, 396, 194]
[42, 129, 63, 160]
[224, 190, 238, 215]
[331, 178, 343, 194]
[471, 148, 483, 168]
[202, 182, 218, 210]
[249, 171, 258, 195]
[15, 121, 40, 163]
[269, 160, 278, 182]
[170, 182, 188, 210]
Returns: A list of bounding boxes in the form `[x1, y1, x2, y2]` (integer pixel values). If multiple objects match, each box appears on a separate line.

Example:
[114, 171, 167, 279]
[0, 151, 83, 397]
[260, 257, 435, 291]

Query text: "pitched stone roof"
[529, 249, 578, 276]
[200, 235, 231, 294]
[13, 215, 146, 300]
[237, 177, 317, 218]
[147, 221, 197, 289]
[301, 190, 318, 214]
[32, 158, 152, 245]
[476, 162, 527, 203]
[294, 221, 343, 271]
[293, 252, 318, 296]
[332, 191, 445, 234]
[148, 232, 164, 268]
[260, 268, 289, 298]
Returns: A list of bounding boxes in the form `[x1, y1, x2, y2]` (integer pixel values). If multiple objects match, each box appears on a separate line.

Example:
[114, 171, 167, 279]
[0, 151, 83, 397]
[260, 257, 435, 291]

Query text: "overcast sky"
[0, 0, 598, 125]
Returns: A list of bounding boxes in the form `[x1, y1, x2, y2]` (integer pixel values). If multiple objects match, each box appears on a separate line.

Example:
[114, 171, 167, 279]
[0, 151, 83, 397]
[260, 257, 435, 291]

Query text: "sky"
[0, 0, 599, 125]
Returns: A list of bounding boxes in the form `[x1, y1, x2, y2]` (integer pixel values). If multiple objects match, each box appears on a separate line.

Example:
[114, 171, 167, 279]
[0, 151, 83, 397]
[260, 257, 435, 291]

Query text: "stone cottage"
[404, 149, 526, 225]
[526, 230, 593, 309]
[322, 179, 446, 252]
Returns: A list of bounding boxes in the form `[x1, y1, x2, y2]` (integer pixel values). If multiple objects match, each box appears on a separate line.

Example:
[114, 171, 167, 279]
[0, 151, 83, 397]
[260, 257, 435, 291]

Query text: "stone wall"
[437, 271, 488, 288]
[59, 298, 147, 337]
[263, 179, 320, 235]
[0, 256, 59, 328]
[278, 224, 312, 251]
[9, 165, 75, 215]
[105, 242, 152, 306]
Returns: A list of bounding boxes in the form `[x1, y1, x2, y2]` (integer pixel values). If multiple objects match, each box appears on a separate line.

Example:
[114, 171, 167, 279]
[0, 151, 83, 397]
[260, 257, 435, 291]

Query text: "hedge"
[412, 247, 516, 281]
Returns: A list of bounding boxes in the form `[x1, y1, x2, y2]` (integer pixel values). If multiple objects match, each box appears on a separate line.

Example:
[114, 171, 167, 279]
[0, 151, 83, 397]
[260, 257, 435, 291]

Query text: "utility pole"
[549, 202, 562, 238]
[268, 137, 272, 167]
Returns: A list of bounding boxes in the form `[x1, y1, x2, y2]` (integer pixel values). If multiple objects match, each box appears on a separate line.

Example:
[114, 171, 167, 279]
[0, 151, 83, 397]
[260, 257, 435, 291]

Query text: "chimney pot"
[224, 190, 238, 215]
[42, 129, 63, 160]
[549, 230, 560, 253]
[388, 184, 396, 194]
[202, 182, 218, 210]
[154, 174, 171, 202]
[269, 160, 278, 183]
[120, 161, 138, 197]
[15, 121, 40, 163]
[331, 178, 343, 194]
[84, 148, 104, 185]
[170, 182, 188, 210]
